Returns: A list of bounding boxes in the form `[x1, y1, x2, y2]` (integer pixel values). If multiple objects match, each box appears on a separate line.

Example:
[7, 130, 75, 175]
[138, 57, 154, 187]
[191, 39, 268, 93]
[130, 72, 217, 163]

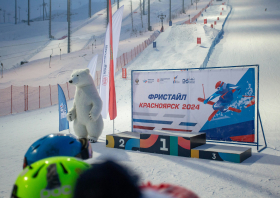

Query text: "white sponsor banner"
[100, 6, 124, 119]
[132, 67, 256, 142]
[87, 54, 98, 79]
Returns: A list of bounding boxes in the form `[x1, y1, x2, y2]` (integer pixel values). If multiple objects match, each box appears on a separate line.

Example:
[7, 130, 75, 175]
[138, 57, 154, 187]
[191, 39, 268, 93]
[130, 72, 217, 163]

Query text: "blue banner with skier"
[199, 68, 255, 142]
[132, 66, 256, 143]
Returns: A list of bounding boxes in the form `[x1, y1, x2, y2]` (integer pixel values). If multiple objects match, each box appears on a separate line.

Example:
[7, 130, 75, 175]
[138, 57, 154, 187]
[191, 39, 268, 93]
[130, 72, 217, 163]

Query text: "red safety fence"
[0, 31, 160, 117]
[183, 0, 214, 25]
[115, 31, 160, 72]
[0, 83, 76, 117]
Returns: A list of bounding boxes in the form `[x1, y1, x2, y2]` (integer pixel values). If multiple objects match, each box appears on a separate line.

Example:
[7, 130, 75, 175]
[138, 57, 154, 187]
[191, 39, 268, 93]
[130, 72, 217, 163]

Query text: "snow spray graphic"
[132, 67, 256, 142]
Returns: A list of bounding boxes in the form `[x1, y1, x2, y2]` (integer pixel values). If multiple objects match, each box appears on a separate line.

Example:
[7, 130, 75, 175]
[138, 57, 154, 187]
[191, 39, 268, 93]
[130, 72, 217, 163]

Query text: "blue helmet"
[23, 133, 92, 169]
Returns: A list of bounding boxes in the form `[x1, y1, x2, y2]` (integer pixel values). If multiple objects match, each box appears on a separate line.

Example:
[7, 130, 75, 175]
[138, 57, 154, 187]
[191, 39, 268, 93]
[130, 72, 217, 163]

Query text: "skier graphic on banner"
[204, 81, 242, 112]
[198, 81, 244, 121]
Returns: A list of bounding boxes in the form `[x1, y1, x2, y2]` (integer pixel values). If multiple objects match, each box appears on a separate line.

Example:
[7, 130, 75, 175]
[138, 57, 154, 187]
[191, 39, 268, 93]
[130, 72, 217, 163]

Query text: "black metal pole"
[43, 0, 45, 20]
[28, 0, 30, 25]
[143, 0, 145, 15]
[67, 0, 71, 53]
[89, 0, 91, 18]
[18, 6, 21, 22]
[49, 0, 52, 38]
[1, 63, 3, 78]
[169, 0, 172, 26]
[107, 0, 109, 25]
[148, 0, 150, 31]
[15, 0, 17, 24]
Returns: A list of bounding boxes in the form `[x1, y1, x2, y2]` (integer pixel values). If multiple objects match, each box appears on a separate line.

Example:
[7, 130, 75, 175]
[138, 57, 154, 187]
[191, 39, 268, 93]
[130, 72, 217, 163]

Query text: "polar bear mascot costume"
[67, 69, 104, 143]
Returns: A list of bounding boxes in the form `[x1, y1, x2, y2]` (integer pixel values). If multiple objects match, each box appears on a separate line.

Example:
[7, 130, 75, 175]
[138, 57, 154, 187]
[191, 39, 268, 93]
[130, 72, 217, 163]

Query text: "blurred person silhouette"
[74, 160, 199, 198]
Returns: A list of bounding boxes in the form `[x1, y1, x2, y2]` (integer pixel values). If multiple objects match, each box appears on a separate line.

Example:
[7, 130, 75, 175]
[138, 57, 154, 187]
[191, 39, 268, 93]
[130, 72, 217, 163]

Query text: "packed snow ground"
[1, 0, 280, 198]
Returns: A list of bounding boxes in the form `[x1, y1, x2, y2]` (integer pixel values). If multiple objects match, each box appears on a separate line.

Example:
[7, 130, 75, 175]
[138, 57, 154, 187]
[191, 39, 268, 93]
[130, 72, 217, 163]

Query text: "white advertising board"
[132, 66, 257, 142]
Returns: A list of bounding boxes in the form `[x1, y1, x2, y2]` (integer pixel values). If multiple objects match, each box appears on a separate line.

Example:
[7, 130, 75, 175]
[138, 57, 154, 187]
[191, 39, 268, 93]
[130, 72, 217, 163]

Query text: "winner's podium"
[106, 131, 251, 163]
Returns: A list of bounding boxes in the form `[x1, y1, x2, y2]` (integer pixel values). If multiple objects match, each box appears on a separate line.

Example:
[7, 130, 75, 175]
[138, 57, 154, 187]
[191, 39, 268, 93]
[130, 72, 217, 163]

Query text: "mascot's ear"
[85, 68, 90, 74]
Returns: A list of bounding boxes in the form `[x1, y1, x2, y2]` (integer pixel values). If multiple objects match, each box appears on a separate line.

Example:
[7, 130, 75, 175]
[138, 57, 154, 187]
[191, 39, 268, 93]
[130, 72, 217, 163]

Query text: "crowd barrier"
[201, 3, 232, 68]
[183, 0, 214, 24]
[0, 31, 160, 117]
[115, 31, 160, 72]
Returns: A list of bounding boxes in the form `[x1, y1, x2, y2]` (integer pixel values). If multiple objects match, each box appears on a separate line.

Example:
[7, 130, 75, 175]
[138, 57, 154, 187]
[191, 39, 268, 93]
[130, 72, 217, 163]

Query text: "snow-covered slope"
[0, 0, 212, 71]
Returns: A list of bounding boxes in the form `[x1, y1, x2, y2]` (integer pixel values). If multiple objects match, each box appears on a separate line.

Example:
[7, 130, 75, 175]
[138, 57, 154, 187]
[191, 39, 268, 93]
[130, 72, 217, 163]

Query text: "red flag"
[108, 0, 117, 120]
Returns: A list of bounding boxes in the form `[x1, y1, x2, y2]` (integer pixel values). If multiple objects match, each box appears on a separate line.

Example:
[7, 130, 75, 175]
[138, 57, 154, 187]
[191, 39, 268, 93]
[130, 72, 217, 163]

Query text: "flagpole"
[108, 0, 117, 133]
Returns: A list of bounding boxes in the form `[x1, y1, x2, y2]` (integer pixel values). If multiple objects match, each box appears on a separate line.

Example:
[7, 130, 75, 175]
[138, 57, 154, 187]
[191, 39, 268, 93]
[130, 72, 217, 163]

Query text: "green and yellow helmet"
[11, 156, 91, 198]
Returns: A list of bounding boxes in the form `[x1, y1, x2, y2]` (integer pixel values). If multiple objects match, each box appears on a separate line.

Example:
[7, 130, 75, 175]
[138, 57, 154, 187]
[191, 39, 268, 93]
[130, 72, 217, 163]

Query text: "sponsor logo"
[40, 185, 72, 198]
[157, 78, 170, 84]
[182, 78, 195, 84]
[59, 103, 67, 119]
[173, 75, 180, 84]
[102, 64, 108, 75]
[143, 79, 154, 83]
[102, 77, 108, 86]
[102, 45, 108, 75]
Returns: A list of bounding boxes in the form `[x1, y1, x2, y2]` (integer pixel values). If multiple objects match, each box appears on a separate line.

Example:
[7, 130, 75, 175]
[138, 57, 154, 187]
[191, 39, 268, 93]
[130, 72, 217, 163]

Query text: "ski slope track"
[1, 0, 280, 197]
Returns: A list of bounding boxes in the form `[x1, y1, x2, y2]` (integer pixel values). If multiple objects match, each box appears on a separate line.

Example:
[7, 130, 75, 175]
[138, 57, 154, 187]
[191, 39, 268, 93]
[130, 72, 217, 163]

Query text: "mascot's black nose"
[69, 80, 73, 83]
